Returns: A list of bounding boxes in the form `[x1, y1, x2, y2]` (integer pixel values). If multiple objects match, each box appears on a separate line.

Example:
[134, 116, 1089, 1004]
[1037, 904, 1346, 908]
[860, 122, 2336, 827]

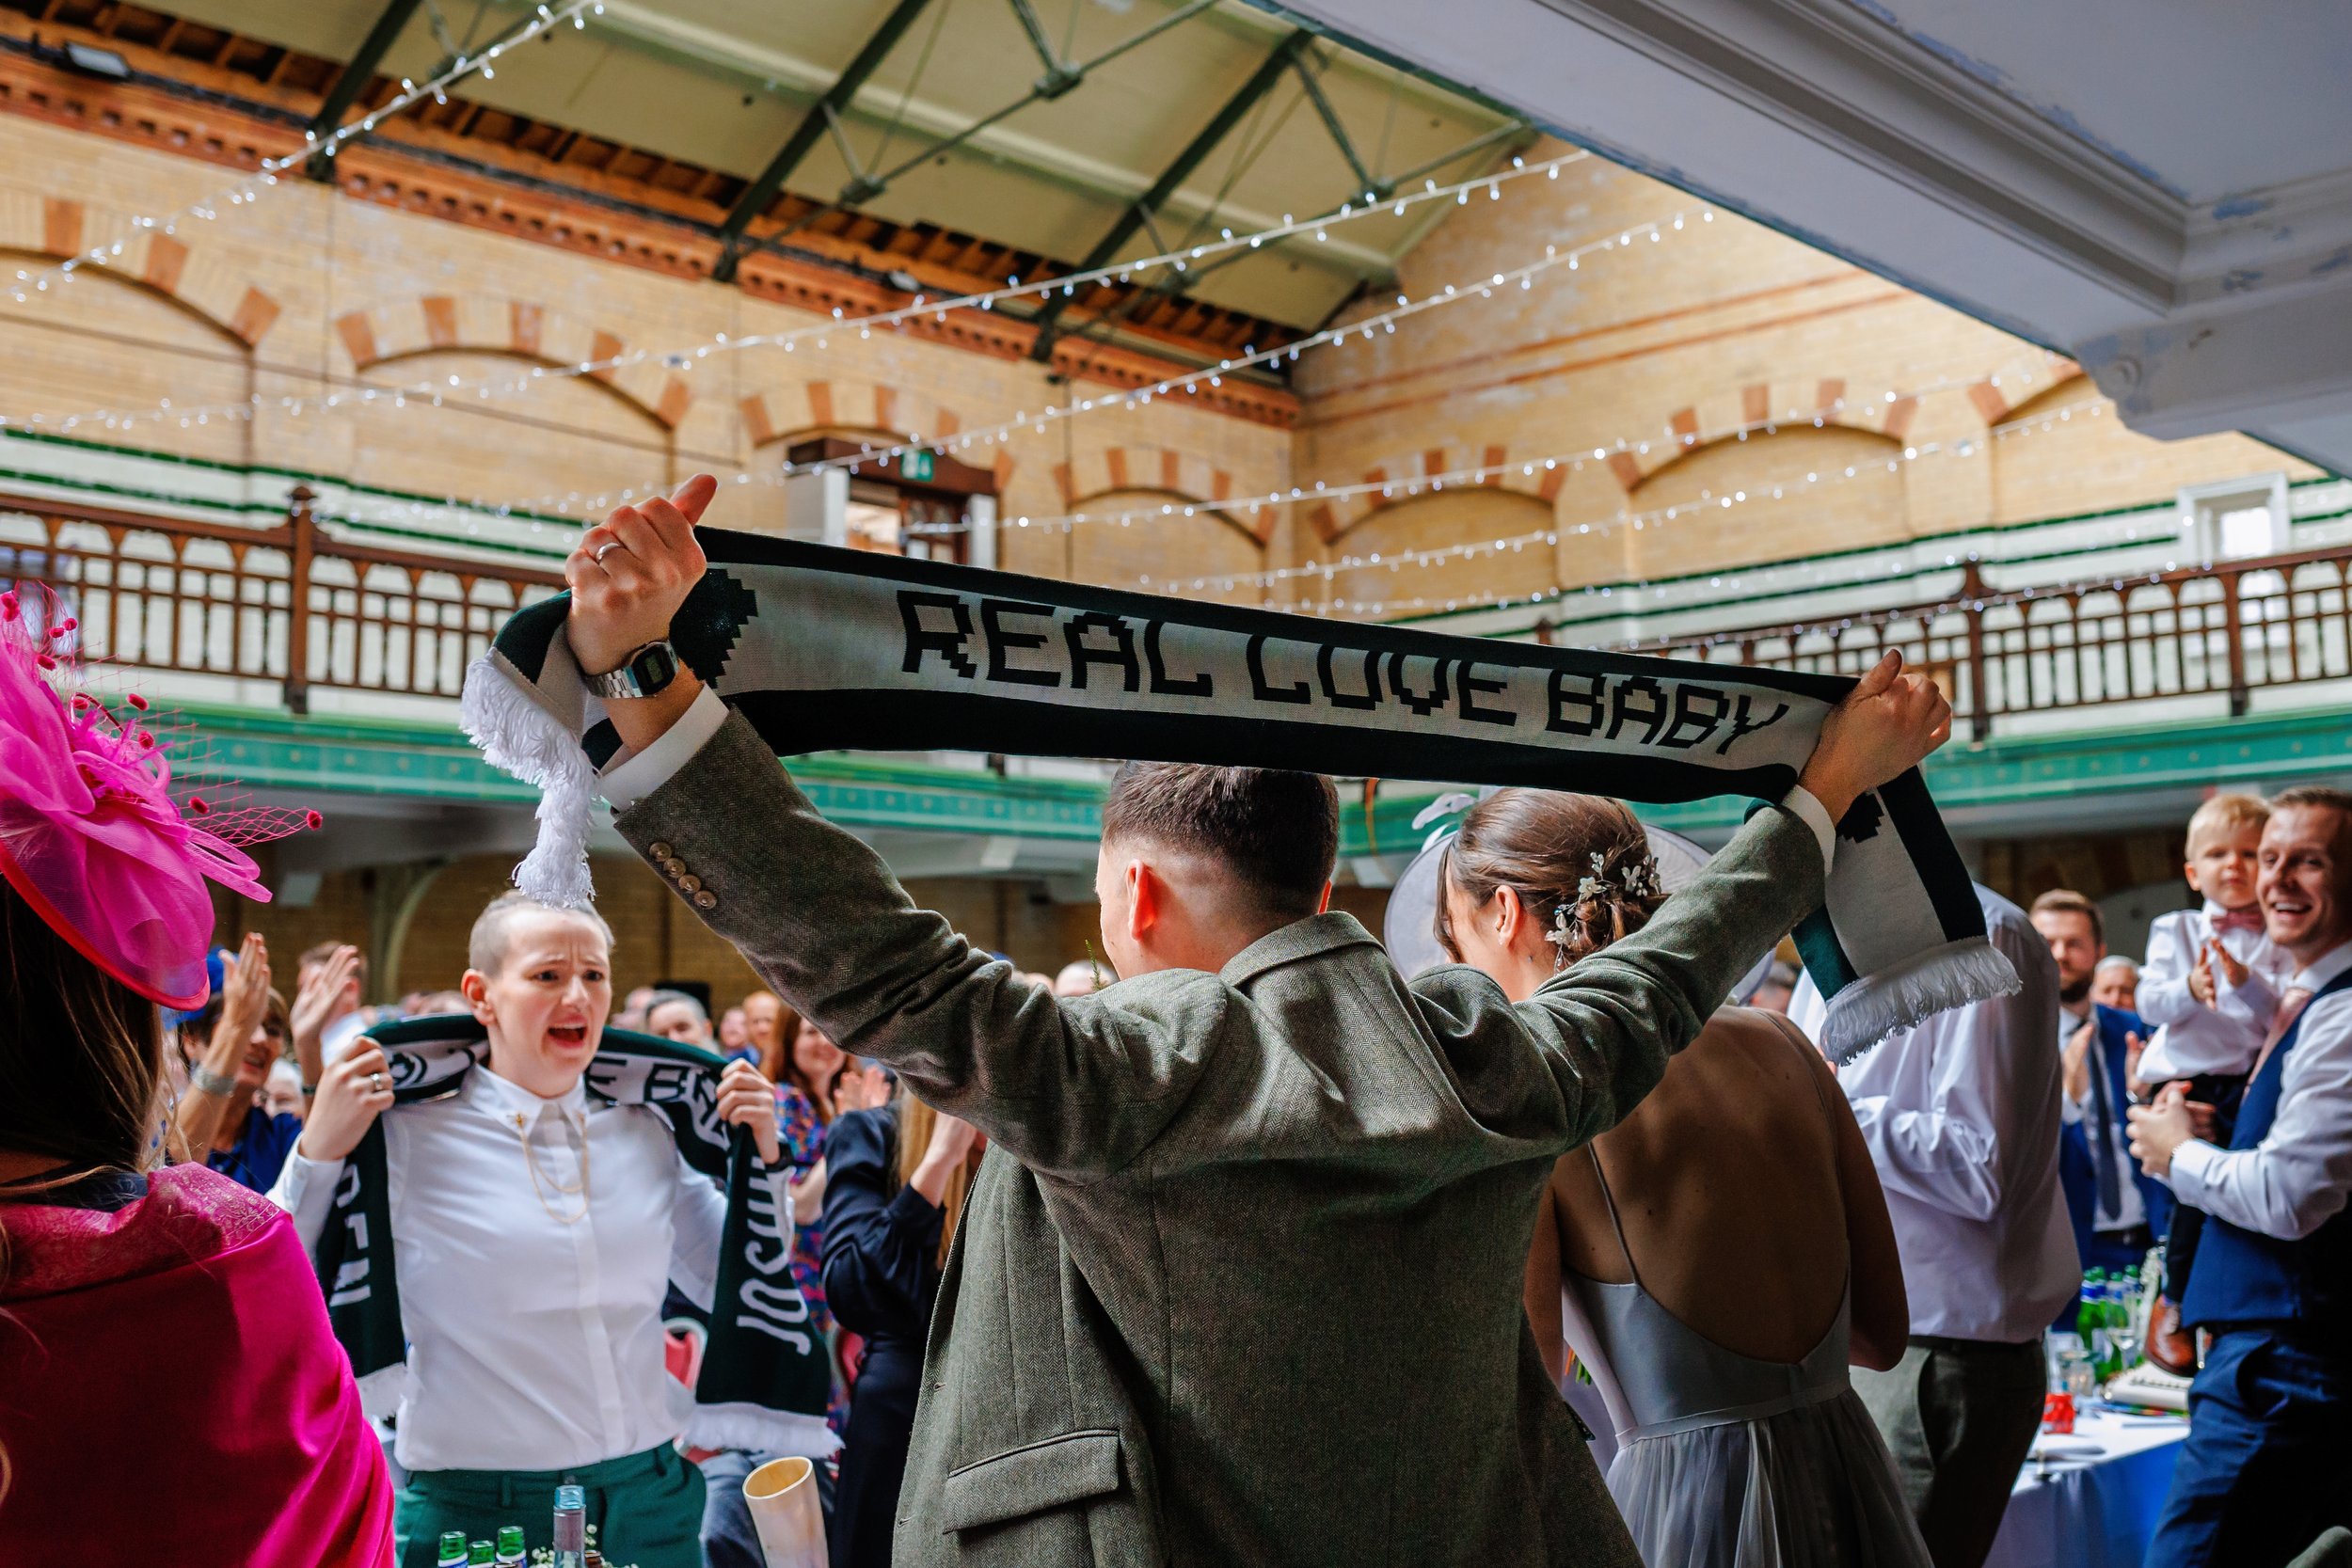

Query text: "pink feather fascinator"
[0, 586, 317, 1009]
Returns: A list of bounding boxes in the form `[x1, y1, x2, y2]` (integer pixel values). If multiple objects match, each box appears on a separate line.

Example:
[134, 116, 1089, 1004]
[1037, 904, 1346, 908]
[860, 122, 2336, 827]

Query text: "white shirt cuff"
[2167, 1136, 2221, 1203]
[598, 686, 731, 813]
[1780, 786, 1837, 877]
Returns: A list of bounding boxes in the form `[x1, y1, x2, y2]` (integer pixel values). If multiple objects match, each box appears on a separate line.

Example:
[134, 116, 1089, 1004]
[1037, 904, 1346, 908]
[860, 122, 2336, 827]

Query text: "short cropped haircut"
[2185, 792, 2270, 856]
[2029, 888, 2104, 946]
[2269, 786, 2352, 863]
[1101, 763, 1338, 923]
[468, 891, 614, 977]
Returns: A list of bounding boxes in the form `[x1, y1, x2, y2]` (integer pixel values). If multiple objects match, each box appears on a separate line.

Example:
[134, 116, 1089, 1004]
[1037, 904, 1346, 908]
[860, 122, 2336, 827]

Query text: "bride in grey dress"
[1435, 788, 1933, 1568]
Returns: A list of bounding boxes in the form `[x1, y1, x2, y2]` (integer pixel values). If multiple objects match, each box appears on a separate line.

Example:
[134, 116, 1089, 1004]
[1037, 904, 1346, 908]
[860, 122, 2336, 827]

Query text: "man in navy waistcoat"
[2132, 785, 2352, 1568]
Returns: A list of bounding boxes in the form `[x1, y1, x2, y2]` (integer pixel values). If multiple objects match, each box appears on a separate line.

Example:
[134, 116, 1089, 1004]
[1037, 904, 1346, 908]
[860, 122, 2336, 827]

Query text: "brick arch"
[1977, 363, 2091, 427]
[332, 295, 691, 427]
[0, 197, 281, 344]
[1053, 444, 1268, 544]
[1608, 378, 1914, 493]
[1306, 440, 1554, 545]
[739, 380, 964, 448]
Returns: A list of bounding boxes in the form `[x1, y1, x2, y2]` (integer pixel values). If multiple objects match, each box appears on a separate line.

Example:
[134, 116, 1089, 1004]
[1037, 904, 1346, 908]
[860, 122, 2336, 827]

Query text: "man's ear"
[1125, 859, 1159, 942]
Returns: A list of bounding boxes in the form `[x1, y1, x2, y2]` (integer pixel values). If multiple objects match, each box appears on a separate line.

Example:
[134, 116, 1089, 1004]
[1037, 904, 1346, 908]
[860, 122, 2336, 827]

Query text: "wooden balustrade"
[0, 488, 565, 713]
[1605, 546, 2352, 739]
[6, 490, 2349, 743]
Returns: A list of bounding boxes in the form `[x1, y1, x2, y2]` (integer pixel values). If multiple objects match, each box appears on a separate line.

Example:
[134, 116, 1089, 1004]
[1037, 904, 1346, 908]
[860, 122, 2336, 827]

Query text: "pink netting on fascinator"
[0, 586, 319, 1008]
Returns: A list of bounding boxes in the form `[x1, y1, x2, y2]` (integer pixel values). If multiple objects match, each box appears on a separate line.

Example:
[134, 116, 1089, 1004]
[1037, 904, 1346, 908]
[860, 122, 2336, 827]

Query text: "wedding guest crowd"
[12, 503, 2352, 1568]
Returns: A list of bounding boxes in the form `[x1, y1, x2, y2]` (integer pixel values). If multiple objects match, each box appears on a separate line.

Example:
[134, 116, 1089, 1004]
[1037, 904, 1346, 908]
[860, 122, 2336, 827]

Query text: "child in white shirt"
[2135, 793, 2288, 1088]
[2132, 792, 2289, 1367]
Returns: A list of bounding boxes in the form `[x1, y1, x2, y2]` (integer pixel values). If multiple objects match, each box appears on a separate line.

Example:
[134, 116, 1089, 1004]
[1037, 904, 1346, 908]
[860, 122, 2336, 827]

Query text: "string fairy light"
[776, 205, 1711, 484]
[94, 198, 1702, 531]
[982, 350, 2071, 540]
[5, 1, 602, 309]
[1, 148, 1597, 436]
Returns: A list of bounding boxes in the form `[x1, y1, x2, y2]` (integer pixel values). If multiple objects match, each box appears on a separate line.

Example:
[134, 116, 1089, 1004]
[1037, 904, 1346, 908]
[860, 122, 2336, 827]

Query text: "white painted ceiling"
[1847, 0, 2352, 204]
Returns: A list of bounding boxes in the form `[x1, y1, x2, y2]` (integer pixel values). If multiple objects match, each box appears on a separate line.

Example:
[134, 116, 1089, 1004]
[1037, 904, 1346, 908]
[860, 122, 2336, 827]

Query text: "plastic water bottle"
[553, 1483, 587, 1568]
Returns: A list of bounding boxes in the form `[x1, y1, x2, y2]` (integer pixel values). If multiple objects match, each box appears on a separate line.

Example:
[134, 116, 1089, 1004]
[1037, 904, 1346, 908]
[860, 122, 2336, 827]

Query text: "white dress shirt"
[2058, 998, 2145, 1232]
[2167, 941, 2352, 1242]
[599, 686, 1844, 875]
[270, 1065, 792, 1472]
[2135, 903, 2289, 1084]
[1792, 886, 2079, 1342]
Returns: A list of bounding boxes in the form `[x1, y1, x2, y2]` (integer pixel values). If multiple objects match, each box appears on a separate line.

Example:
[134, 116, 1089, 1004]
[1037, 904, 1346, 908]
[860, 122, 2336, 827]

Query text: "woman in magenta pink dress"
[0, 586, 392, 1565]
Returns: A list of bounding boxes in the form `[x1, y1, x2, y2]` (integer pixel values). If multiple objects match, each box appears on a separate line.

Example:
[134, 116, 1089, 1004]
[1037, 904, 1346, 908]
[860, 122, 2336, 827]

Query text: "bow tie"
[2212, 908, 2265, 937]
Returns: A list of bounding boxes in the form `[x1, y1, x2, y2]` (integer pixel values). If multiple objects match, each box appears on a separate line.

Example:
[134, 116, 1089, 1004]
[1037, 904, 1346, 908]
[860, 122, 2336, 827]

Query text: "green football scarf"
[310, 1016, 835, 1457]
[460, 531, 2014, 1059]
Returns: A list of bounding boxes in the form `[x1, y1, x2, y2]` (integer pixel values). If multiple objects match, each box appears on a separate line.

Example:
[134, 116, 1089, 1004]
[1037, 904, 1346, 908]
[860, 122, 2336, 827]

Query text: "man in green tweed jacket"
[566, 481, 1951, 1567]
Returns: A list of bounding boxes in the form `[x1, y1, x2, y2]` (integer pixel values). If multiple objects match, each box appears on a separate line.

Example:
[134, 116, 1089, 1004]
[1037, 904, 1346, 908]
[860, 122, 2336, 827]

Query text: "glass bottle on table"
[496, 1524, 527, 1565]
[552, 1482, 586, 1568]
[437, 1532, 469, 1568]
[468, 1542, 495, 1567]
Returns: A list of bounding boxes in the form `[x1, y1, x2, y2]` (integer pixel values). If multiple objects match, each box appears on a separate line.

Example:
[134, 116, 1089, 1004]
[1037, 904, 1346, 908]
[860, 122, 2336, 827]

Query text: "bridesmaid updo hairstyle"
[1437, 789, 1667, 968]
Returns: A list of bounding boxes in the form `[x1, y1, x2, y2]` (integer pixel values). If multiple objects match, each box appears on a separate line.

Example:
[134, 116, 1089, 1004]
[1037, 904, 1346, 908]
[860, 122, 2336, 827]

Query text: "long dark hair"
[0, 880, 166, 1183]
[0, 877, 168, 1509]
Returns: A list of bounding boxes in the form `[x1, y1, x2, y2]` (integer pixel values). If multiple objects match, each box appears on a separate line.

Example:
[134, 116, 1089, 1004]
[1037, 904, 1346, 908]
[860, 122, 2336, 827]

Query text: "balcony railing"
[5, 490, 2349, 742]
[0, 488, 565, 713]
[1600, 546, 2352, 739]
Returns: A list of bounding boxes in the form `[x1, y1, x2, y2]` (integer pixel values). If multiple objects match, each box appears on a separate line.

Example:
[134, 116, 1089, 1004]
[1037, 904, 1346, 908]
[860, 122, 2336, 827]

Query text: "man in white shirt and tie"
[2131, 785, 2352, 1568]
[1793, 887, 2079, 1568]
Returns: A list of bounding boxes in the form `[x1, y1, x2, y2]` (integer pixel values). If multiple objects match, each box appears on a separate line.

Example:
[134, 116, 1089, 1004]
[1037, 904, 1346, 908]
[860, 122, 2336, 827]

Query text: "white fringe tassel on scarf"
[461, 652, 599, 909]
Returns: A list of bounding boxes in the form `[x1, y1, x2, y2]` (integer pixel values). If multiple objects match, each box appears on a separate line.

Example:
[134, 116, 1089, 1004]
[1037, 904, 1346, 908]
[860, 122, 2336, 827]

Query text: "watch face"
[634, 643, 676, 689]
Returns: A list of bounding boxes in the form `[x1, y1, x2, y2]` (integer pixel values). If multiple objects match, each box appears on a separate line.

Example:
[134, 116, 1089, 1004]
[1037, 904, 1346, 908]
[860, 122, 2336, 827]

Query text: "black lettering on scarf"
[1387, 653, 1452, 718]
[1607, 676, 1670, 744]
[1144, 620, 1213, 697]
[1718, 695, 1790, 756]
[1549, 670, 1605, 735]
[1065, 612, 1141, 692]
[981, 599, 1062, 687]
[898, 591, 977, 678]
[1457, 661, 1515, 726]
[1248, 636, 1311, 705]
[1660, 685, 1727, 750]
[1317, 645, 1382, 710]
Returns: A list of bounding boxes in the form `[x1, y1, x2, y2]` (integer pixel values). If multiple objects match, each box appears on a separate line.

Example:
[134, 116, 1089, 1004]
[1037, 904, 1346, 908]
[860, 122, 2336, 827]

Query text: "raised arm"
[562, 480, 1226, 1181]
[169, 932, 268, 1162]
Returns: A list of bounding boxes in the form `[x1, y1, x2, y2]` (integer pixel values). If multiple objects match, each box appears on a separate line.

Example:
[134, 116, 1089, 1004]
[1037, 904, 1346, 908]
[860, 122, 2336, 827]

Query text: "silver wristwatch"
[585, 640, 681, 701]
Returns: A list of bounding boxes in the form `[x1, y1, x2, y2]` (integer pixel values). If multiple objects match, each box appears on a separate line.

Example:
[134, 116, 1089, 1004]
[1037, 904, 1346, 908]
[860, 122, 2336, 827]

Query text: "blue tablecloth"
[1985, 1407, 2187, 1568]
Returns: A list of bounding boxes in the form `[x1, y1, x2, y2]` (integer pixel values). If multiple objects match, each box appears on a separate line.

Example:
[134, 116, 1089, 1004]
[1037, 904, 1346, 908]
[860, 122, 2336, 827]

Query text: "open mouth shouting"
[548, 1022, 593, 1050]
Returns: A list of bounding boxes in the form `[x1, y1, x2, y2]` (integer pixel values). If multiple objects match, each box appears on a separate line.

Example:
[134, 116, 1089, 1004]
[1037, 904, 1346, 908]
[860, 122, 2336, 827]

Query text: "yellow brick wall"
[1290, 141, 2321, 613]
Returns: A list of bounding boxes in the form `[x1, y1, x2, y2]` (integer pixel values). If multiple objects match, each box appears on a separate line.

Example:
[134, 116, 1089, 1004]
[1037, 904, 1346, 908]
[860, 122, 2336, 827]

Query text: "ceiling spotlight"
[886, 269, 922, 293]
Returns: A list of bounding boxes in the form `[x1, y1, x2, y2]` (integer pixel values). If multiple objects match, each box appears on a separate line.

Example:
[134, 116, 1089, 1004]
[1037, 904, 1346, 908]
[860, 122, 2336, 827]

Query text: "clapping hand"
[2188, 939, 2250, 1008]
[292, 943, 361, 1058]
[215, 932, 272, 1054]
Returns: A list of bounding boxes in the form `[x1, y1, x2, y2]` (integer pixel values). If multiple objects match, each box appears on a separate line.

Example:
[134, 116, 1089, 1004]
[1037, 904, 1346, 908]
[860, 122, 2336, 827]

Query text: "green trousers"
[1854, 1336, 2046, 1568]
[393, 1442, 706, 1568]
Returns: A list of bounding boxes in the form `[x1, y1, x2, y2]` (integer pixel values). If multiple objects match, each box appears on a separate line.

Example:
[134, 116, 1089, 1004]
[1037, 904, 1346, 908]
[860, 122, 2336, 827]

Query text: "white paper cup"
[742, 1455, 826, 1568]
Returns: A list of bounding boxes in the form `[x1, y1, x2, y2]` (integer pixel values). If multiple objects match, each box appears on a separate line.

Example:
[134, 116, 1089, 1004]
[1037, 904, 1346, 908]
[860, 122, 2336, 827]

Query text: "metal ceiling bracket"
[303, 0, 427, 181]
[1027, 27, 1315, 362]
[710, 0, 938, 282]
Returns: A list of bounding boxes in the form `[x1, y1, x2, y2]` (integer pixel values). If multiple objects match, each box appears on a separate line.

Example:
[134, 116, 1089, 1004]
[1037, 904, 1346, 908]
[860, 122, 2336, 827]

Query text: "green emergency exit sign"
[900, 449, 934, 483]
